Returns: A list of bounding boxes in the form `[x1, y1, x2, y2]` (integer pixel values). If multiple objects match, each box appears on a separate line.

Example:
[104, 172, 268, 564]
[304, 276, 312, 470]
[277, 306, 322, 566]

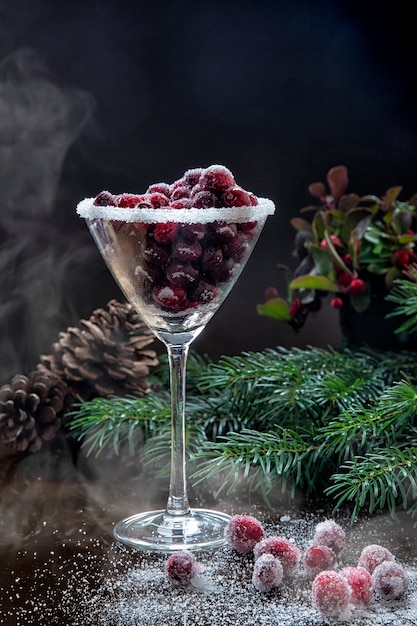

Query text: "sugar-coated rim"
[76, 196, 275, 224]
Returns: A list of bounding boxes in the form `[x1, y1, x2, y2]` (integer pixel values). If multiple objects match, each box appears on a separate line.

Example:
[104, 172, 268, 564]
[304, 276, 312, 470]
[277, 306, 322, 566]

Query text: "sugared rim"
[76, 196, 276, 224]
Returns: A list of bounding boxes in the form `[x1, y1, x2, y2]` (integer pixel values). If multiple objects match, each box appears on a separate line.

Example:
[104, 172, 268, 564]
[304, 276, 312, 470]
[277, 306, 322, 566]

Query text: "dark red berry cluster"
[93, 165, 260, 313]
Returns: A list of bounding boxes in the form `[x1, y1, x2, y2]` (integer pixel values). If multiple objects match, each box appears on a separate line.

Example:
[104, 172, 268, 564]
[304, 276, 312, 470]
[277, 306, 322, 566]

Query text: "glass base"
[113, 508, 232, 552]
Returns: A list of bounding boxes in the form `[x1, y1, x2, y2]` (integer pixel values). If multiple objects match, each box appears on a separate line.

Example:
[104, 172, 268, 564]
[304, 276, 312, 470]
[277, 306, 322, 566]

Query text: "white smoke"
[0, 47, 95, 382]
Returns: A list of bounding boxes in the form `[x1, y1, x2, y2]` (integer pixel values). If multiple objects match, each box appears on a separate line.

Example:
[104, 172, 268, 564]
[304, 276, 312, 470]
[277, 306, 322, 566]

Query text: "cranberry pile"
[93, 165, 260, 313]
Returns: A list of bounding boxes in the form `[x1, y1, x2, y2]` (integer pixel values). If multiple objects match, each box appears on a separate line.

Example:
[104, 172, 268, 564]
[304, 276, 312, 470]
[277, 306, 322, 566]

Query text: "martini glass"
[77, 191, 275, 551]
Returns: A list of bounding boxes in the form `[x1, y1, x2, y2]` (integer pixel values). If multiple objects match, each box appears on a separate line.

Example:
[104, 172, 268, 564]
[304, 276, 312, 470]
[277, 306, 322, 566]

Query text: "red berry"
[349, 278, 366, 295]
[224, 514, 265, 554]
[199, 164, 236, 191]
[170, 198, 193, 209]
[152, 284, 186, 309]
[166, 261, 199, 287]
[252, 554, 283, 592]
[290, 298, 303, 316]
[312, 570, 351, 619]
[181, 223, 207, 241]
[165, 550, 204, 585]
[372, 560, 409, 600]
[331, 297, 344, 309]
[303, 545, 336, 578]
[191, 190, 217, 208]
[337, 271, 353, 288]
[253, 536, 301, 577]
[171, 185, 191, 201]
[146, 182, 171, 196]
[94, 190, 115, 206]
[222, 232, 249, 261]
[153, 222, 179, 244]
[148, 192, 170, 208]
[172, 239, 202, 262]
[143, 241, 170, 266]
[357, 544, 395, 574]
[340, 566, 373, 606]
[117, 193, 142, 208]
[209, 221, 238, 242]
[201, 246, 223, 271]
[312, 520, 346, 554]
[190, 281, 218, 305]
[239, 221, 258, 234]
[222, 185, 252, 207]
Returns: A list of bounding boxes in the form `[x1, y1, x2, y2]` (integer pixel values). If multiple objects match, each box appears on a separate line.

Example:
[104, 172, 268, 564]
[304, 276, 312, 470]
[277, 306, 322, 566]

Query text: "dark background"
[0, 0, 416, 382]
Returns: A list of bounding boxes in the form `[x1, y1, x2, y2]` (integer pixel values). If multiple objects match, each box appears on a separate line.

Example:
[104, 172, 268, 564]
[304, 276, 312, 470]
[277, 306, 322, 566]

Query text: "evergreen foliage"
[69, 346, 417, 524]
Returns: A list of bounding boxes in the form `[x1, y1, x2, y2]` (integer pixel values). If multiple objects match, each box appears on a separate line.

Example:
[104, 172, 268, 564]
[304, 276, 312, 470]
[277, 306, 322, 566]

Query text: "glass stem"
[165, 340, 191, 517]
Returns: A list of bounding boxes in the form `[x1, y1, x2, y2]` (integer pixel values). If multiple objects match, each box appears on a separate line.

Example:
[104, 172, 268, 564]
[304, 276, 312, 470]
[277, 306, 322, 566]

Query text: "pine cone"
[0, 370, 69, 453]
[38, 299, 159, 401]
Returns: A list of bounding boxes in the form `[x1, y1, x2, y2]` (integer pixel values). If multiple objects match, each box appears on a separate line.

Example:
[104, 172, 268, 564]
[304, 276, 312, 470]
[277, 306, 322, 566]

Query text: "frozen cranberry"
[199, 164, 236, 191]
[94, 190, 115, 206]
[312, 520, 346, 554]
[252, 554, 283, 592]
[303, 545, 336, 578]
[172, 239, 202, 262]
[372, 560, 409, 600]
[340, 566, 373, 606]
[165, 550, 204, 585]
[357, 544, 396, 574]
[146, 182, 171, 196]
[224, 514, 265, 554]
[181, 223, 207, 241]
[143, 241, 170, 266]
[239, 221, 258, 234]
[153, 222, 179, 244]
[222, 185, 252, 207]
[209, 221, 238, 242]
[191, 190, 217, 208]
[137, 262, 162, 284]
[222, 232, 249, 261]
[312, 570, 351, 619]
[171, 198, 193, 209]
[183, 167, 204, 187]
[253, 537, 301, 577]
[152, 284, 186, 310]
[208, 257, 235, 283]
[189, 281, 217, 305]
[201, 247, 223, 271]
[147, 192, 170, 208]
[117, 193, 143, 208]
[166, 261, 199, 287]
[171, 185, 191, 201]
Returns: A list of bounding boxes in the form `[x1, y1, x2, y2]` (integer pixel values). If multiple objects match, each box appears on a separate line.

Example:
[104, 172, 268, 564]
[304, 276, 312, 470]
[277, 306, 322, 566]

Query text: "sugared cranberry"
[172, 239, 202, 262]
[209, 221, 238, 242]
[312, 520, 346, 554]
[181, 223, 207, 241]
[153, 222, 179, 244]
[152, 284, 186, 309]
[165, 550, 204, 585]
[357, 544, 396, 574]
[222, 232, 249, 261]
[303, 545, 337, 578]
[117, 193, 142, 208]
[252, 554, 283, 592]
[201, 247, 223, 271]
[171, 185, 191, 201]
[340, 566, 373, 606]
[143, 241, 170, 266]
[166, 261, 199, 287]
[191, 190, 217, 208]
[372, 560, 409, 600]
[171, 198, 193, 209]
[199, 164, 236, 191]
[183, 167, 204, 187]
[208, 257, 234, 283]
[222, 185, 252, 207]
[312, 570, 351, 619]
[253, 537, 301, 577]
[148, 192, 170, 208]
[94, 190, 115, 206]
[239, 221, 258, 234]
[146, 182, 171, 196]
[224, 514, 265, 554]
[189, 281, 217, 305]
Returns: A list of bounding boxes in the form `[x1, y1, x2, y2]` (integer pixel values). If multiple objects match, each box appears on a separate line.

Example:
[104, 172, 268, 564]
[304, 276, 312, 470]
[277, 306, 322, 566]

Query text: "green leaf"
[257, 298, 291, 321]
[290, 217, 313, 233]
[290, 275, 340, 292]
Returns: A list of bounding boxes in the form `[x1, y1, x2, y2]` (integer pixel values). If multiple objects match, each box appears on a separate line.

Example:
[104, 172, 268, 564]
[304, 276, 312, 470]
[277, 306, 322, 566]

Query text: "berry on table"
[312, 520, 346, 554]
[357, 544, 396, 574]
[340, 565, 373, 606]
[372, 560, 409, 600]
[252, 553, 283, 592]
[303, 544, 337, 578]
[165, 550, 204, 585]
[224, 514, 265, 554]
[312, 570, 351, 619]
[253, 536, 301, 577]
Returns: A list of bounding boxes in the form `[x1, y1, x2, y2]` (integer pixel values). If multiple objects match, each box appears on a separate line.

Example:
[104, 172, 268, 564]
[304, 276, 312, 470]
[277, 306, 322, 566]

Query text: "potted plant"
[258, 165, 417, 345]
